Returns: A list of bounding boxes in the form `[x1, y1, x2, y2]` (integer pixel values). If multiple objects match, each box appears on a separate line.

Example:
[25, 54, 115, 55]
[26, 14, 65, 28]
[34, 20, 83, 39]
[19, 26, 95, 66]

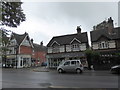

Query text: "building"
[5, 32, 47, 68]
[47, 26, 89, 68]
[31, 40, 47, 66]
[90, 17, 120, 69]
[6, 32, 34, 68]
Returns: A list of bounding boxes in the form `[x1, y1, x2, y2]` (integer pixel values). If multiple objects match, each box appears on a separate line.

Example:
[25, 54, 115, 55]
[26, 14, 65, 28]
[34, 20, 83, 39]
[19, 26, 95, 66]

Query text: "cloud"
[7, 2, 118, 46]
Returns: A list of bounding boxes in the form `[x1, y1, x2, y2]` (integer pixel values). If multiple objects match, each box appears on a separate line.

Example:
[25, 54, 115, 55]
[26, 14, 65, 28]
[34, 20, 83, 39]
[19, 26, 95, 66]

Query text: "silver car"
[57, 60, 84, 73]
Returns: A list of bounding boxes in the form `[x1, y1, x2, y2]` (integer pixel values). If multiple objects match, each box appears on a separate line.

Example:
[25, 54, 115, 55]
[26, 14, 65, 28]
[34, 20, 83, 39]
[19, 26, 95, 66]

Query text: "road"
[1, 67, 119, 88]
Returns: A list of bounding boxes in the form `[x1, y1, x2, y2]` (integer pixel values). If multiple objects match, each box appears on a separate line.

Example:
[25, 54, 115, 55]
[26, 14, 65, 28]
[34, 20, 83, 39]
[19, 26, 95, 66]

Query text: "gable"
[70, 38, 81, 44]
[20, 36, 31, 47]
[97, 35, 110, 42]
[9, 38, 17, 46]
[50, 41, 60, 47]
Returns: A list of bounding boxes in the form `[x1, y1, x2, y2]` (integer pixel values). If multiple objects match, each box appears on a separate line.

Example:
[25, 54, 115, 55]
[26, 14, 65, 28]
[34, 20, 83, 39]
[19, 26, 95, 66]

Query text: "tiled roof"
[11, 32, 27, 45]
[47, 32, 88, 47]
[33, 43, 47, 52]
[90, 27, 120, 42]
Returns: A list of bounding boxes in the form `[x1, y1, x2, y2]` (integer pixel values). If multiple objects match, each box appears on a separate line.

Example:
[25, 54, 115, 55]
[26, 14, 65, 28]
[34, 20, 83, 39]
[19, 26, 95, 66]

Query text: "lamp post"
[15, 45, 18, 69]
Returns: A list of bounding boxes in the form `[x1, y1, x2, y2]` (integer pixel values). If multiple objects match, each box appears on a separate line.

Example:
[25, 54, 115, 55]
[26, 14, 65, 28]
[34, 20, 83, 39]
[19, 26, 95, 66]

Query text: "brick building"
[31, 41, 47, 66]
[6, 32, 46, 68]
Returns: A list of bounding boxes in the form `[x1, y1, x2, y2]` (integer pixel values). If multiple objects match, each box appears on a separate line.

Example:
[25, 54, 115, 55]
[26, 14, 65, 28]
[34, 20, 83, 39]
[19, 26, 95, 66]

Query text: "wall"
[20, 45, 32, 55]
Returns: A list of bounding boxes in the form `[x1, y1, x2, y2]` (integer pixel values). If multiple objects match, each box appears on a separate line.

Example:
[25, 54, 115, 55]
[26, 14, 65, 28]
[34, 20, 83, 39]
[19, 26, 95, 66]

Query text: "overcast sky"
[5, 1, 118, 46]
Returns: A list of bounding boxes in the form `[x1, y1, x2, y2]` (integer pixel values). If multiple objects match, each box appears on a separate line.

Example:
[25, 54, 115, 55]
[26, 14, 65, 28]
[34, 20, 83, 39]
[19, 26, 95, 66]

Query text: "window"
[99, 41, 108, 49]
[71, 44, 80, 51]
[64, 61, 70, 66]
[71, 61, 76, 65]
[52, 46, 60, 53]
[20, 60, 22, 66]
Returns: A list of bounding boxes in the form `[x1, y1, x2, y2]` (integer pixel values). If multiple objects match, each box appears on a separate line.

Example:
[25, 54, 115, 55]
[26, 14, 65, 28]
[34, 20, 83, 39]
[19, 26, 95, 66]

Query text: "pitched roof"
[11, 32, 28, 45]
[47, 32, 88, 47]
[90, 27, 120, 42]
[33, 43, 47, 52]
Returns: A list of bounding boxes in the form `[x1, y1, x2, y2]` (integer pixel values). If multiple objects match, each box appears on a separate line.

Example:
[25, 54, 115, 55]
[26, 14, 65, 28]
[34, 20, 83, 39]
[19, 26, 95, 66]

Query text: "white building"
[6, 32, 34, 68]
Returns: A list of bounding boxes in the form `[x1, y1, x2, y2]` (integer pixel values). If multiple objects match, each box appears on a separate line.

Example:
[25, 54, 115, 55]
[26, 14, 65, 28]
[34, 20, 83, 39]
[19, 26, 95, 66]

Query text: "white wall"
[66, 45, 71, 52]
[80, 43, 86, 51]
[48, 47, 52, 53]
[92, 43, 99, 50]
[108, 40, 116, 48]
[60, 46, 65, 52]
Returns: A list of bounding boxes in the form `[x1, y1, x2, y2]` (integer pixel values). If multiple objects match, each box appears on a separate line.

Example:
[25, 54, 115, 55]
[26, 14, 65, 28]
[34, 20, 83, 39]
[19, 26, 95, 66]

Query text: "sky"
[4, 1, 119, 46]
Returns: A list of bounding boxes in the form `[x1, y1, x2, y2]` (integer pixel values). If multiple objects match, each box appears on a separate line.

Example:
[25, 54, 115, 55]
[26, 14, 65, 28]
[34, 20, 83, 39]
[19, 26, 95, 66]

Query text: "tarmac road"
[1, 67, 119, 88]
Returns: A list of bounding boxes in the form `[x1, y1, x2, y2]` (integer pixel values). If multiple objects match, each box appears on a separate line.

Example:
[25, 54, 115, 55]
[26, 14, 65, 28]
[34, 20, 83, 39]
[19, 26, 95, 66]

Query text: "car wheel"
[58, 69, 63, 73]
[76, 69, 82, 74]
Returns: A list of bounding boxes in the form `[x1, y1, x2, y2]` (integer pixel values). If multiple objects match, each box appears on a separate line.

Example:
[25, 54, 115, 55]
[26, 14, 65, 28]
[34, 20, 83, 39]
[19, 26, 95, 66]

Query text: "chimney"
[76, 26, 81, 34]
[107, 17, 114, 34]
[40, 41, 43, 46]
[31, 39, 33, 43]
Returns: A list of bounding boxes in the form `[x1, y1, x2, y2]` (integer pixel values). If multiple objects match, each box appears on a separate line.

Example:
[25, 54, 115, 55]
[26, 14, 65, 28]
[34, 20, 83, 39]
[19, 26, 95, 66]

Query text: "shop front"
[47, 52, 86, 68]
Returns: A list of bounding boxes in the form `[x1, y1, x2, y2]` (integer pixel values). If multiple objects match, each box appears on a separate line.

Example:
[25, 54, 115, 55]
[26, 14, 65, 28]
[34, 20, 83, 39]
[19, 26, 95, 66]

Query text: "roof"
[11, 32, 29, 45]
[47, 32, 88, 47]
[33, 43, 47, 52]
[90, 27, 120, 42]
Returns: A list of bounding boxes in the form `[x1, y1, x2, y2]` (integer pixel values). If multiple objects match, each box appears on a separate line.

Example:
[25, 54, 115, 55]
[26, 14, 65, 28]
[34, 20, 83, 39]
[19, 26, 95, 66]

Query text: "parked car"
[110, 65, 120, 74]
[57, 60, 84, 74]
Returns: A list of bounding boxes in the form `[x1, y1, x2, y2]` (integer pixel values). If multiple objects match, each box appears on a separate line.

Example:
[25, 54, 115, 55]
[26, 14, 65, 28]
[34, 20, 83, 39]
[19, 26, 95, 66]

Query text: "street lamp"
[14, 45, 18, 69]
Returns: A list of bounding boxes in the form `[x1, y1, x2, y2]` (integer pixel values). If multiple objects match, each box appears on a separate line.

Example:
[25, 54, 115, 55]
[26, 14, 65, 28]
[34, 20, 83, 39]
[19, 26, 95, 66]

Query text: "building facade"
[31, 41, 47, 66]
[5, 32, 47, 68]
[6, 32, 33, 68]
[90, 17, 120, 69]
[47, 26, 89, 68]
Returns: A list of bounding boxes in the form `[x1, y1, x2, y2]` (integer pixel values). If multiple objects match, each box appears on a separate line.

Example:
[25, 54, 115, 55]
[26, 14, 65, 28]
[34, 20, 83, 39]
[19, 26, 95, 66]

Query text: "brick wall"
[33, 51, 46, 64]
[20, 45, 32, 55]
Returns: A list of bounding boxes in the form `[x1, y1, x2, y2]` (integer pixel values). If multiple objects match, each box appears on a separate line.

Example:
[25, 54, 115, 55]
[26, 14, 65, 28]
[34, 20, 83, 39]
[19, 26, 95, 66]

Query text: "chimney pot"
[76, 26, 81, 34]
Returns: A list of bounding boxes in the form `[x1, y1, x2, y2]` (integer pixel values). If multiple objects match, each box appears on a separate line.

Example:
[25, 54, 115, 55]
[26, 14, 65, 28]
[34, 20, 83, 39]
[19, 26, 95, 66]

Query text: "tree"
[1, 28, 10, 67]
[1, 1, 26, 27]
[85, 49, 93, 70]
[92, 51, 100, 69]
[0, 1, 26, 67]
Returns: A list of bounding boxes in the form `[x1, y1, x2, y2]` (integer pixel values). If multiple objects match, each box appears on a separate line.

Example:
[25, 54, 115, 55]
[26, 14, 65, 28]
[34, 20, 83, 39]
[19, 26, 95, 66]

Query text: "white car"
[57, 60, 84, 74]
[110, 65, 120, 74]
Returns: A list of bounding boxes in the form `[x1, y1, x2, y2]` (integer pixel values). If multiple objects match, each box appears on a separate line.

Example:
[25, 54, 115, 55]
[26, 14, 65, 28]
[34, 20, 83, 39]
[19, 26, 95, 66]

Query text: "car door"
[70, 61, 76, 72]
[63, 61, 70, 72]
